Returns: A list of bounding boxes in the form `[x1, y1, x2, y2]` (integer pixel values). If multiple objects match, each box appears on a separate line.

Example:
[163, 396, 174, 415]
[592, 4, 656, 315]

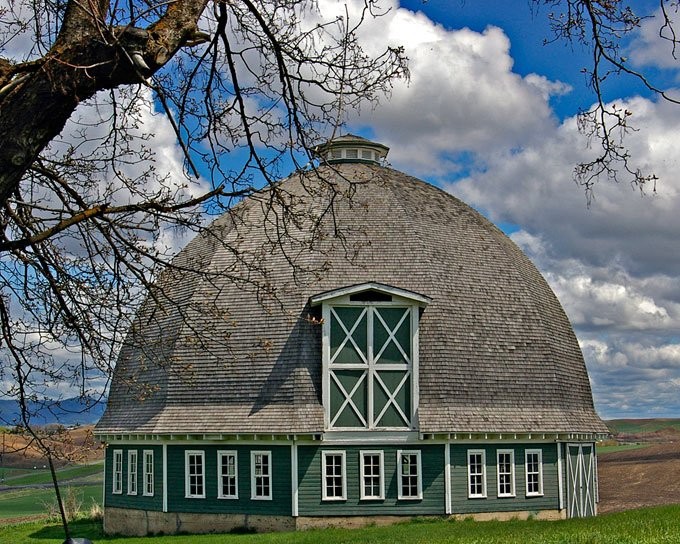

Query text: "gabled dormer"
[310, 283, 430, 432]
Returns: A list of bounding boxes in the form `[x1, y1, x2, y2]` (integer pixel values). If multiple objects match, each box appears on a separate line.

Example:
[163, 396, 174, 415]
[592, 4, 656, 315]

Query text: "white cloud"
[313, 1, 567, 176]
[629, 7, 680, 71]
[441, 94, 680, 418]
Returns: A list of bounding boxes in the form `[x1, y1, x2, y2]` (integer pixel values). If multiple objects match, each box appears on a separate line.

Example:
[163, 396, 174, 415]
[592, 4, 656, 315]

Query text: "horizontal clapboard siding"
[297, 444, 446, 516]
[451, 444, 559, 514]
[165, 445, 291, 515]
[104, 445, 163, 511]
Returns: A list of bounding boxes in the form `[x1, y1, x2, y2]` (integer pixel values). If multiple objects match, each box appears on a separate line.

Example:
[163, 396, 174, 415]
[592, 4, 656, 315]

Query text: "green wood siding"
[297, 444, 446, 516]
[165, 445, 291, 515]
[450, 444, 559, 514]
[104, 445, 163, 511]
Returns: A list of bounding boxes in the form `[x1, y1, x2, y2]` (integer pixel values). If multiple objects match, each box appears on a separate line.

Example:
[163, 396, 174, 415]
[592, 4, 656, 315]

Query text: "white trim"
[250, 450, 273, 500]
[291, 443, 299, 516]
[310, 282, 431, 306]
[322, 303, 331, 430]
[444, 443, 451, 514]
[557, 442, 564, 510]
[411, 306, 420, 425]
[127, 450, 138, 495]
[496, 449, 515, 498]
[359, 450, 384, 500]
[397, 449, 422, 500]
[217, 450, 238, 499]
[103, 448, 107, 507]
[112, 449, 123, 495]
[143, 449, 154, 497]
[162, 443, 168, 512]
[321, 450, 347, 501]
[327, 304, 417, 431]
[467, 449, 487, 499]
[185, 450, 205, 499]
[525, 449, 544, 497]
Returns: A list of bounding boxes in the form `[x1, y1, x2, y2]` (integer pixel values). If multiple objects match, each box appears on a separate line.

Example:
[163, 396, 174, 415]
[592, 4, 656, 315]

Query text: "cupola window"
[310, 283, 430, 432]
[314, 134, 390, 165]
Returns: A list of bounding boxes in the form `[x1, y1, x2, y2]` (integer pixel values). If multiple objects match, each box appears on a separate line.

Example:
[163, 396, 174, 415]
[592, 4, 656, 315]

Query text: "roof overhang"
[310, 282, 431, 307]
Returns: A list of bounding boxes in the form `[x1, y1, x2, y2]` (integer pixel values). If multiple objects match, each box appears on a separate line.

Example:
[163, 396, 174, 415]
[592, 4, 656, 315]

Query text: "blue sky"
[328, 0, 680, 420]
[5, 0, 679, 420]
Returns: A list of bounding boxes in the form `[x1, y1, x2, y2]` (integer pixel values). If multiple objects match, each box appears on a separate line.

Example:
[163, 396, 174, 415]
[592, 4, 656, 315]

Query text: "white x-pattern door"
[566, 443, 596, 518]
[327, 305, 414, 429]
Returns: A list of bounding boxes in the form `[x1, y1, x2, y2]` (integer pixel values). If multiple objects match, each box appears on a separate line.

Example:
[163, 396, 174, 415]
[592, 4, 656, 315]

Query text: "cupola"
[315, 134, 389, 165]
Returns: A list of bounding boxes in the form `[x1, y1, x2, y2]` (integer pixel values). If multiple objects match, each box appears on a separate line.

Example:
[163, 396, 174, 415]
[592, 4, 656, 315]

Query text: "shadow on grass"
[29, 519, 105, 541]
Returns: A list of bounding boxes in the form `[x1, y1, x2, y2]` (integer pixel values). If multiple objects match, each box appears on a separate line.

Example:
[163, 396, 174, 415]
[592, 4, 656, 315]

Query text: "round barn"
[95, 135, 608, 535]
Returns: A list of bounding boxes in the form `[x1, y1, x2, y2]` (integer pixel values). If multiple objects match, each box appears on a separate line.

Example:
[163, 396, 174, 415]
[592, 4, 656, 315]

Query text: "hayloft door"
[566, 443, 596, 518]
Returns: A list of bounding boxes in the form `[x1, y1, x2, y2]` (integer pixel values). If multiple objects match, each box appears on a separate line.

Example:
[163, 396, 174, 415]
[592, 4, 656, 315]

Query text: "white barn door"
[566, 443, 597, 518]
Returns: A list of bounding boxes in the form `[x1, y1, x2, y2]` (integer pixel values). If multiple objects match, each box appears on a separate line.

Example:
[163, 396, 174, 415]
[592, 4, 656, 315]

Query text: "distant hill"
[0, 396, 106, 427]
[606, 418, 680, 442]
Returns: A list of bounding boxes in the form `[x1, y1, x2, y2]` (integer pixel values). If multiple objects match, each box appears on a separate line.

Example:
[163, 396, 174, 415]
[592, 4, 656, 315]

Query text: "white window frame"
[496, 449, 515, 498]
[185, 450, 205, 499]
[313, 284, 430, 434]
[397, 449, 422, 500]
[467, 449, 487, 499]
[143, 450, 154, 497]
[251, 450, 272, 500]
[525, 449, 544, 497]
[360, 450, 385, 500]
[112, 449, 123, 495]
[127, 450, 138, 496]
[217, 450, 239, 499]
[321, 451, 347, 501]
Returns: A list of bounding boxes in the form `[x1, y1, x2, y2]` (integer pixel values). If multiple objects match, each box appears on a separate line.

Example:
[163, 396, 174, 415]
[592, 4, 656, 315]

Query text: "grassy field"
[0, 485, 102, 520]
[2, 505, 680, 543]
[1, 462, 103, 486]
[606, 418, 680, 435]
[596, 443, 650, 454]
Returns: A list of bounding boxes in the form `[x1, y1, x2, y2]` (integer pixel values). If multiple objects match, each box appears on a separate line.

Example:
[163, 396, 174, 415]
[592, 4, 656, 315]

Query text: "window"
[397, 450, 422, 500]
[127, 450, 138, 495]
[322, 451, 346, 501]
[143, 450, 154, 497]
[218, 451, 238, 499]
[112, 450, 123, 494]
[467, 450, 487, 498]
[497, 450, 515, 498]
[185, 450, 205, 498]
[525, 449, 543, 496]
[360, 451, 384, 500]
[251, 451, 272, 500]
[327, 305, 416, 429]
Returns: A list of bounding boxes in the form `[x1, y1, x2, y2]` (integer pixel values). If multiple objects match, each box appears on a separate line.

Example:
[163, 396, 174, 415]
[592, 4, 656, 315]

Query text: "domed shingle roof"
[96, 159, 606, 436]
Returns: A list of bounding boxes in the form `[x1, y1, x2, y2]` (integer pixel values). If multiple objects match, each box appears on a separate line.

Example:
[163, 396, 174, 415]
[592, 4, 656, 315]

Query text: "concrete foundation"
[103, 507, 566, 536]
[103, 507, 295, 536]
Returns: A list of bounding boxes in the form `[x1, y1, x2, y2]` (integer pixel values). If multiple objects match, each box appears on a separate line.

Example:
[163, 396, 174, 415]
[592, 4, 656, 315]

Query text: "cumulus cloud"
[313, 0, 567, 176]
[628, 7, 680, 70]
[442, 93, 680, 419]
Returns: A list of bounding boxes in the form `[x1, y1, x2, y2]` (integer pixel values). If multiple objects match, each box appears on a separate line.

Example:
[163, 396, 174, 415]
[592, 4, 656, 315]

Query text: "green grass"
[596, 443, 650, 455]
[606, 418, 680, 435]
[3, 505, 680, 543]
[2, 462, 103, 486]
[0, 484, 102, 519]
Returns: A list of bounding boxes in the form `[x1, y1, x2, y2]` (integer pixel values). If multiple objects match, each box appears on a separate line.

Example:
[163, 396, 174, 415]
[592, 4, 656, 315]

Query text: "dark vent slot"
[349, 291, 392, 302]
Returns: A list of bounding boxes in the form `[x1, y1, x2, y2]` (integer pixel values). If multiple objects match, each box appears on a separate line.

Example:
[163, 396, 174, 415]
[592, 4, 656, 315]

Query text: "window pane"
[324, 454, 344, 499]
[468, 452, 485, 497]
[362, 453, 382, 498]
[400, 452, 419, 498]
[220, 453, 237, 497]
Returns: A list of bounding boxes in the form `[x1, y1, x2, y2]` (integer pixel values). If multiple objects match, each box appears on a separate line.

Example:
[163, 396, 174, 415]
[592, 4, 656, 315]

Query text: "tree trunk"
[0, 0, 210, 207]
